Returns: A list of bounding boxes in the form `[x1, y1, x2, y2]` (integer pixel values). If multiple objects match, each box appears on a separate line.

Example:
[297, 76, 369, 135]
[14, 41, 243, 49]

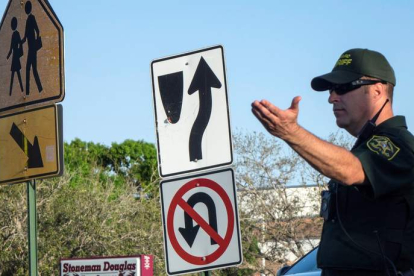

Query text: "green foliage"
[0, 184, 27, 275]
[0, 139, 163, 275]
[64, 139, 159, 194]
[0, 171, 165, 275]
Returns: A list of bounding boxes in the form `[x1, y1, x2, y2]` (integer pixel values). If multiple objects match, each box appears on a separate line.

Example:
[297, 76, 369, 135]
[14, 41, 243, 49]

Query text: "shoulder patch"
[367, 135, 400, 160]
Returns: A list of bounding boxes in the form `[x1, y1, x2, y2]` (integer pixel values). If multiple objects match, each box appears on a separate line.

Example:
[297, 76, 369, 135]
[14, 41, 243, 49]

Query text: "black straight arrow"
[10, 123, 43, 168]
[188, 57, 222, 162]
[178, 192, 218, 248]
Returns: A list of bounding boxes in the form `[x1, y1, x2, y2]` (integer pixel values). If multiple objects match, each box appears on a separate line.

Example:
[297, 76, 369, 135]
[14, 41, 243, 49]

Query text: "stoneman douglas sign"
[60, 255, 153, 276]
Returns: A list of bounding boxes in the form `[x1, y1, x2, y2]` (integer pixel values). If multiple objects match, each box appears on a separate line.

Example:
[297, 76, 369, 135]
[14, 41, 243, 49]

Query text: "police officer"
[252, 48, 414, 276]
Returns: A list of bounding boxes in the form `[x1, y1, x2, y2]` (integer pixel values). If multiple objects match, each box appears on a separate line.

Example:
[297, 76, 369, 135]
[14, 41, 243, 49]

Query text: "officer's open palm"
[251, 96, 301, 140]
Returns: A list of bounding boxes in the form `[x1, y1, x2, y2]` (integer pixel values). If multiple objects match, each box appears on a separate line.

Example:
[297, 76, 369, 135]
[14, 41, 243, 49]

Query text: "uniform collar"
[375, 116, 407, 131]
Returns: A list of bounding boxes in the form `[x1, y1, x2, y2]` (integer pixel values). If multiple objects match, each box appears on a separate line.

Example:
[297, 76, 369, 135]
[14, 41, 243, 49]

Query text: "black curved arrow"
[178, 192, 218, 247]
[10, 123, 43, 168]
[188, 57, 222, 162]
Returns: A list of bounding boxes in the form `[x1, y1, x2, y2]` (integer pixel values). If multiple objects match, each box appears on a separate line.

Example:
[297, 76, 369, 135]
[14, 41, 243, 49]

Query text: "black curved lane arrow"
[178, 192, 218, 248]
[188, 57, 222, 162]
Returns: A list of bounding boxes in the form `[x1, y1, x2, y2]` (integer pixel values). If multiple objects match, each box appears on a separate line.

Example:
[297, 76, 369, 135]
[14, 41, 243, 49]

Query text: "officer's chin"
[335, 118, 349, 129]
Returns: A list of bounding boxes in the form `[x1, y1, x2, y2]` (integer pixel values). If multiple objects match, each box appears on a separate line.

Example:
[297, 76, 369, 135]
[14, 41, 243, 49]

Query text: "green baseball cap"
[311, 48, 396, 91]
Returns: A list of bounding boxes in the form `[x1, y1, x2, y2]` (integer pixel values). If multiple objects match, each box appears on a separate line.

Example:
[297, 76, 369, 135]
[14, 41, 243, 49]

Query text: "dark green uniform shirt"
[317, 116, 414, 272]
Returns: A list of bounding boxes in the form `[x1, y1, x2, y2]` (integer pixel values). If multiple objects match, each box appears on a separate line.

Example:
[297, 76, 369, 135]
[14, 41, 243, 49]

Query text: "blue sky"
[1, 0, 413, 146]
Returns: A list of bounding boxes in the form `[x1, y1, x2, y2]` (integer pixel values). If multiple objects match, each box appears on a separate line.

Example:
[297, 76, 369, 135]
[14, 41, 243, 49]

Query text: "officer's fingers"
[251, 107, 263, 122]
[252, 102, 269, 122]
[252, 107, 274, 131]
[252, 101, 279, 122]
[260, 100, 283, 117]
[252, 100, 270, 117]
[251, 102, 275, 124]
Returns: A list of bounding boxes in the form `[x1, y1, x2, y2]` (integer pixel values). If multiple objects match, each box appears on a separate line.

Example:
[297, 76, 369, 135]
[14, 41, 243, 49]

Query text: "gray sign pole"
[27, 180, 38, 276]
[199, 271, 211, 276]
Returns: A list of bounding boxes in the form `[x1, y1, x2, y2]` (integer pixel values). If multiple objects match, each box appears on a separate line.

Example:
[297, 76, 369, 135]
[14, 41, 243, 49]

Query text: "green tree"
[64, 139, 158, 194]
[0, 139, 163, 275]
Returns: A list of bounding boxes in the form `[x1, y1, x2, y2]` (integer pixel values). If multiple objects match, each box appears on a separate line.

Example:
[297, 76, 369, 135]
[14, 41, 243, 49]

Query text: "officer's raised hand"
[251, 96, 302, 141]
[251, 95, 365, 186]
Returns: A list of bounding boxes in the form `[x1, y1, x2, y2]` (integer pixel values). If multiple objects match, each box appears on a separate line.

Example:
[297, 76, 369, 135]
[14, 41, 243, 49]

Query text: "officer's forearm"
[284, 126, 365, 185]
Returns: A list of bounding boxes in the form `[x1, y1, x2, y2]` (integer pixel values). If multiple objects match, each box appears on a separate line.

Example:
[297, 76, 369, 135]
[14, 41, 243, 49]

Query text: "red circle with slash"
[167, 178, 234, 265]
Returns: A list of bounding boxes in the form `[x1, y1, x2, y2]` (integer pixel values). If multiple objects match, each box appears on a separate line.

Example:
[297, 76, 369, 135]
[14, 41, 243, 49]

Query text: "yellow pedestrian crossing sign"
[0, 0, 65, 113]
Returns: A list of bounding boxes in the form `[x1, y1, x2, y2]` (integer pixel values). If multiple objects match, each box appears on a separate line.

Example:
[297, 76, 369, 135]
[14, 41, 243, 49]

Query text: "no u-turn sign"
[160, 168, 242, 275]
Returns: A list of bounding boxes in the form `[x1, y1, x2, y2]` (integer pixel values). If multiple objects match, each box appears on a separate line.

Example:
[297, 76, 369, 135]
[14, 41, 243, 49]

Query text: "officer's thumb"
[289, 96, 302, 112]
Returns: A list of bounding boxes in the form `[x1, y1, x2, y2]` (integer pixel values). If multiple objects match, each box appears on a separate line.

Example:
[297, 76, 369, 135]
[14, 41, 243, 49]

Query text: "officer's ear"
[371, 82, 386, 101]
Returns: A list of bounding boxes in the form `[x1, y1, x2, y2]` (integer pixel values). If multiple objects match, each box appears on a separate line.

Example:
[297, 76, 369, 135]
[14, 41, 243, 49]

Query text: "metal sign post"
[27, 180, 38, 276]
[199, 271, 211, 276]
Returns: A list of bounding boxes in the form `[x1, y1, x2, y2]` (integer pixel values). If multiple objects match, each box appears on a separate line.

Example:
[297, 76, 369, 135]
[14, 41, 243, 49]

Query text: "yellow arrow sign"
[0, 104, 63, 185]
[0, 0, 64, 112]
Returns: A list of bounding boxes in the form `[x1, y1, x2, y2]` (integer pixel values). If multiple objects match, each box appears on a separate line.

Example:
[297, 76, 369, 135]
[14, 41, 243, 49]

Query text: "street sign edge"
[0, 0, 12, 34]
[56, 104, 64, 177]
[43, 0, 64, 31]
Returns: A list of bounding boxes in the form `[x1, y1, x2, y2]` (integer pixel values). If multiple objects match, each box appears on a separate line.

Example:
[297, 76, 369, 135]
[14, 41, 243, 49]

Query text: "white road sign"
[151, 46, 233, 178]
[160, 168, 242, 275]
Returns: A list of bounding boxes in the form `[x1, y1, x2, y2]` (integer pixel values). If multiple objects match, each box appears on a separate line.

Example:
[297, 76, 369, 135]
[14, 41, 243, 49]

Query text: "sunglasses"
[329, 79, 387, 95]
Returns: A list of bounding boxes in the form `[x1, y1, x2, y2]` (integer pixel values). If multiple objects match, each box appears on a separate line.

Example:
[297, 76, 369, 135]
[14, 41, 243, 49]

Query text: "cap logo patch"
[335, 54, 352, 67]
[367, 135, 400, 160]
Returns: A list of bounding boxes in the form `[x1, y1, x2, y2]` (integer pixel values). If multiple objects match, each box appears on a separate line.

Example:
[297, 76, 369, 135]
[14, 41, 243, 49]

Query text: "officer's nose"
[328, 91, 340, 104]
